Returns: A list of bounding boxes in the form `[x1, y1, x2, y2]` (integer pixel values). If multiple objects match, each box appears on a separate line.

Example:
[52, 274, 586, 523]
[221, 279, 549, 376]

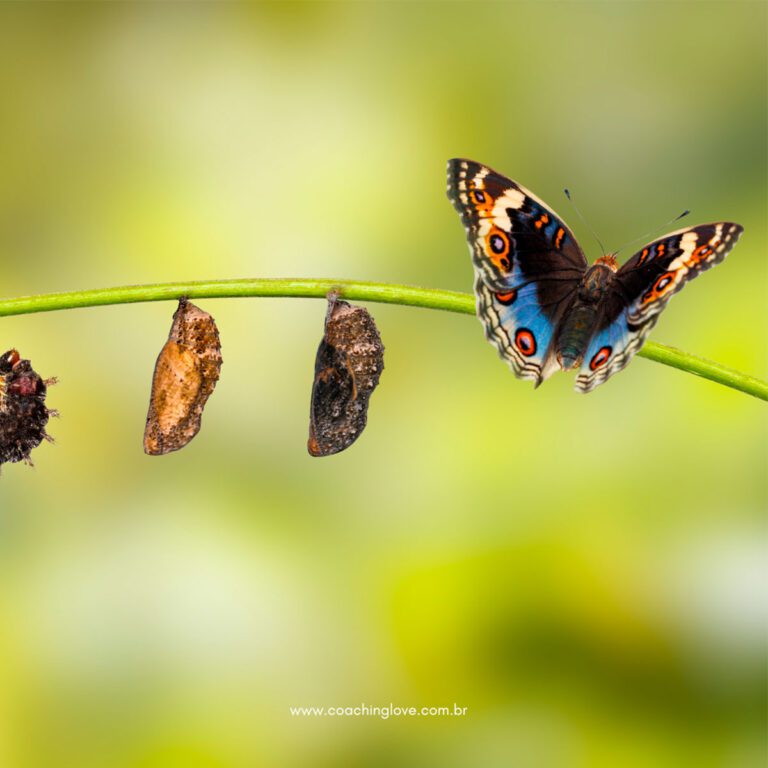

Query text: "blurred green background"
[0, 3, 765, 767]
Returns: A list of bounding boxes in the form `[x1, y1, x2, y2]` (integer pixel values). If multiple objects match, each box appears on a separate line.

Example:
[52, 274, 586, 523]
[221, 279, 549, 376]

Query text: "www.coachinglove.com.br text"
[290, 703, 468, 719]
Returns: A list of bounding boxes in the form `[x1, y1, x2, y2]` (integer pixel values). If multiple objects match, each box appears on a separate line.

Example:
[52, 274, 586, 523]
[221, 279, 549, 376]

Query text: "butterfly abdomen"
[555, 304, 598, 370]
[555, 264, 615, 370]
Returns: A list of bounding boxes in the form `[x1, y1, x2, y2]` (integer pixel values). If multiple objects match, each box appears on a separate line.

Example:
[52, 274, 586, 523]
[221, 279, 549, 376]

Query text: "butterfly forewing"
[616, 222, 743, 325]
[447, 159, 586, 384]
[447, 159, 587, 287]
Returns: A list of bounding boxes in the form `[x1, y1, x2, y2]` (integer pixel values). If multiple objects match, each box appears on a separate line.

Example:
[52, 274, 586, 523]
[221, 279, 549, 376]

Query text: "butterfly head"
[594, 254, 619, 271]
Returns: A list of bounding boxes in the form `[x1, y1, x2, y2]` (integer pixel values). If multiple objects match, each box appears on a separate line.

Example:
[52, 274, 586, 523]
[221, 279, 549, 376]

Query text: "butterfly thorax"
[554, 263, 616, 370]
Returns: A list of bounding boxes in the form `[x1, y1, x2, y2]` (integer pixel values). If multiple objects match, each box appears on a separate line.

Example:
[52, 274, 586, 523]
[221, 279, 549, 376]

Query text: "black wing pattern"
[447, 158, 586, 384]
[575, 222, 744, 392]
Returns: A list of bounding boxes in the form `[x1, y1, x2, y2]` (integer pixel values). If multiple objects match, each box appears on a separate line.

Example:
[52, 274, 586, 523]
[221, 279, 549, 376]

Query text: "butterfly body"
[447, 158, 743, 392]
[553, 262, 616, 371]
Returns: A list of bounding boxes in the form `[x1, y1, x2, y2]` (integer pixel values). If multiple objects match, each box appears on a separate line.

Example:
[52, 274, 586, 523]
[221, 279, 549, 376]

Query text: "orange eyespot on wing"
[688, 242, 716, 265]
[655, 272, 674, 291]
[642, 270, 677, 304]
[589, 346, 612, 371]
[514, 328, 537, 357]
[485, 227, 511, 272]
[469, 186, 495, 214]
[495, 289, 517, 305]
[144, 299, 222, 456]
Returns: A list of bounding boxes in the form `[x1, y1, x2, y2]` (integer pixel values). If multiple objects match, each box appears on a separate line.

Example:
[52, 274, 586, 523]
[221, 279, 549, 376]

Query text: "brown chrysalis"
[0, 349, 56, 467]
[144, 298, 222, 456]
[308, 294, 384, 457]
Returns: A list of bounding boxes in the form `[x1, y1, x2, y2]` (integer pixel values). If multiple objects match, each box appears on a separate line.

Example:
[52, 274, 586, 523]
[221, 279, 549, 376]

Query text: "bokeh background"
[0, 3, 765, 767]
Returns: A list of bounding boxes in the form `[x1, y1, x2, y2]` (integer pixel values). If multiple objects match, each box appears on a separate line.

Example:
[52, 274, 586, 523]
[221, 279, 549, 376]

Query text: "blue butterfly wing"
[447, 159, 586, 384]
[575, 222, 744, 392]
[475, 276, 579, 384]
[574, 309, 644, 394]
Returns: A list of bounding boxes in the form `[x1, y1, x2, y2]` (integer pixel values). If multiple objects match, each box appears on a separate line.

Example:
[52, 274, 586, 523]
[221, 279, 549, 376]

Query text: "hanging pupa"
[0, 349, 56, 467]
[308, 294, 384, 456]
[144, 298, 222, 455]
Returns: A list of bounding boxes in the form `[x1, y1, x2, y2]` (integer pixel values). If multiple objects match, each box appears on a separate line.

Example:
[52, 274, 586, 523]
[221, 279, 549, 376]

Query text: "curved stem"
[0, 278, 765, 401]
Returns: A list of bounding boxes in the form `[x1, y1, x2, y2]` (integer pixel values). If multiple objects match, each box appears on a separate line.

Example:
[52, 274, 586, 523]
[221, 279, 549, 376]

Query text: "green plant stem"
[0, 278, 765, 401]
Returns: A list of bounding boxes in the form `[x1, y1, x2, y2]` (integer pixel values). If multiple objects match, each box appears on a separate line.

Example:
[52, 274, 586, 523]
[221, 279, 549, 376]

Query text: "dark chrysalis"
[0, 349, 56, 467]
[308, 294, 385, 457]
[144, 298, 222, 456]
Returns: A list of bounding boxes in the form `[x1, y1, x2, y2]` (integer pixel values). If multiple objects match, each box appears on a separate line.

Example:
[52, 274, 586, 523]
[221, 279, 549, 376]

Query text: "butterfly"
[446, 159, 744, 392]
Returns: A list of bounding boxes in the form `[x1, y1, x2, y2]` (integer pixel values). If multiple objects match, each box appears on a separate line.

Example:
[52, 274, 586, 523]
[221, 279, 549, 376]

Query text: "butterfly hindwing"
[574, 304, 652, 394]
[575, 223, 743, 392]
[475, 271, 577, 383]
[447, 159, 586, 383]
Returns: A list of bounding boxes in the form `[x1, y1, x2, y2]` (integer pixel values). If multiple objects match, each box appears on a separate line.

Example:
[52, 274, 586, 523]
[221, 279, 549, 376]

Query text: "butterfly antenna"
[564, 189, 607, 257]
[613, 209, 690, 257]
